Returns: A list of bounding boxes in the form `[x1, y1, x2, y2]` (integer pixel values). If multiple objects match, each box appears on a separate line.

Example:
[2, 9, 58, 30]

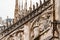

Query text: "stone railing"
[0, 0, 52, 40]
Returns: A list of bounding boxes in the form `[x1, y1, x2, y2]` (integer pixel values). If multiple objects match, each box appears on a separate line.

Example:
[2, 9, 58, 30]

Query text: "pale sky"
[0, 0, 43, 20]
[0, 0, 15, 20]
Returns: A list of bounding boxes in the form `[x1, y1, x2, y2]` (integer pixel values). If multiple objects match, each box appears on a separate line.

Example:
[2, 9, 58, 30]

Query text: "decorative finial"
[40, 0, 42, 5]
[7, 16, 8, 19]
[24, 0, 27, 11]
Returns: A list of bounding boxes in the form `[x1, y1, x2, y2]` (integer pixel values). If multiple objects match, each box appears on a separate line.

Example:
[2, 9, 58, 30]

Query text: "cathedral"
[0, 0, 60, 40]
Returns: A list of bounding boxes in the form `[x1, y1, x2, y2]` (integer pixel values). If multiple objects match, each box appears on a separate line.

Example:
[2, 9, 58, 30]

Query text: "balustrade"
[0, 0, 52, 40]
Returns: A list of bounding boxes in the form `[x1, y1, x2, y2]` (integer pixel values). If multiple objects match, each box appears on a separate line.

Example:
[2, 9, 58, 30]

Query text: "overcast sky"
[0, 0, 15, 20]
[0, 0, 43, 20]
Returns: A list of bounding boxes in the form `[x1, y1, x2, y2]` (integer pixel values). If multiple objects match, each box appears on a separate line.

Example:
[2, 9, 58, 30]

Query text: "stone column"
[34, 26, 39, 39]
[24, 24, 31, 40]
[55, 0, 60, 21]
[55, 0, 60, 39]
[33, 22, 40, 40]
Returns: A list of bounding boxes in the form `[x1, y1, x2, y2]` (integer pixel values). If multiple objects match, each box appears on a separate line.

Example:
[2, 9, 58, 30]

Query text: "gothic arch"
[6, 29, 24, 40]
[30, 16, 40, 30]
[30, 12, 52, 39]
[6, 35, 14, 40]
[30, 15, 41, 39]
